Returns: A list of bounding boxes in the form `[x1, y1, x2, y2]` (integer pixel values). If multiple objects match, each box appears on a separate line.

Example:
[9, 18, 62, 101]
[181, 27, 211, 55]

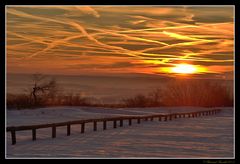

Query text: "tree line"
[7, 74, 234, 109]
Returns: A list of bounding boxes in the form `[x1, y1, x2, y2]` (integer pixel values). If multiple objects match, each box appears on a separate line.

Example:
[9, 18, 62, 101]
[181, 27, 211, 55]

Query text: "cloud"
[7, 8, 136, 59]
[75, 6, 100, 18]
[162, 31, 203, 41]
[7, 6, 234, 78]
[68, 61, 145, 69]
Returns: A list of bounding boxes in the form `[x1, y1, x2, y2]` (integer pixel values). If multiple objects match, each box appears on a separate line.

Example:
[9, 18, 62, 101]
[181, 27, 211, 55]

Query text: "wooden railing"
[6, 109, 221, 145]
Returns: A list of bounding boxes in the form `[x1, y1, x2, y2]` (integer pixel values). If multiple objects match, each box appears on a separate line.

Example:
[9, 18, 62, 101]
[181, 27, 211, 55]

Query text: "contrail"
[7, 9, 141, 59]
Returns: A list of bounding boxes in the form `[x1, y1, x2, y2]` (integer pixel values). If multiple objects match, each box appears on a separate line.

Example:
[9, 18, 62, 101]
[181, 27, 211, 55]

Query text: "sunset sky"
[7, 6, 234, 79]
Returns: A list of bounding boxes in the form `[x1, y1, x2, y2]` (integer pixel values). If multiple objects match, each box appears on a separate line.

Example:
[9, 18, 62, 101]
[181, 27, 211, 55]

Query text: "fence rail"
[6, 109, 221, 145]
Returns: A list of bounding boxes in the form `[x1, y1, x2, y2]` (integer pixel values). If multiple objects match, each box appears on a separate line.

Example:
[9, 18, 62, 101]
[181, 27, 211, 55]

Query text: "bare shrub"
[122, 94, 150, 107]
[162, 80, 233, 107]
[121, 80, 233, 108]
[147, 89, 163, 107]
[7, 94, 34, 109]
[53, 94, 92, 106]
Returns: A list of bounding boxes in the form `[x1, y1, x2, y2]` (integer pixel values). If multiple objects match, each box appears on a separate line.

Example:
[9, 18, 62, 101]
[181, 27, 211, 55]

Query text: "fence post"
[103, 121, 107, 130]
[120, 119, 123, 127]
[137, 118, 141, 124]
[150, 117, 154, 121]
[113, 120, 117, 128]
[52, 126, 56, 138]
[81, 123, 85, 133]
[32, 129, 36, 141]
[129, 119, 132, 126]
[94, 121, 97, 131]
[67, 124, 71, 136]
[164, 116, 167, 121]
[169, 115, 172, 120]
[11, 129, 16, 145]
[159, 116, 161, 121]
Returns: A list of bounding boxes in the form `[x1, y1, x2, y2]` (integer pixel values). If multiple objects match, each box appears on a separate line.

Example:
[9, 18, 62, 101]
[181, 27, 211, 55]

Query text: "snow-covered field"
[6, 107, 234, 158]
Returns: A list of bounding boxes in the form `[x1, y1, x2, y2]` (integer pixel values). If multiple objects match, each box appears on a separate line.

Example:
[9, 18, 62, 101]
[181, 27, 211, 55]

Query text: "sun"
[171, 64, 197, 74]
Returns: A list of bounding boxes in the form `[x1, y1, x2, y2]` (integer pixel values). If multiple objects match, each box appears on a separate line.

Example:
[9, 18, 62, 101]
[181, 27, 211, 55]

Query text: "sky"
[6, 6, 234, 79]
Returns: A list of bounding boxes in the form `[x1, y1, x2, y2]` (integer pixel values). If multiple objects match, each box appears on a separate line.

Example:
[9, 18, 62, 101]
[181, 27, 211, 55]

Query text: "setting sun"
[171, 64, 197, 74]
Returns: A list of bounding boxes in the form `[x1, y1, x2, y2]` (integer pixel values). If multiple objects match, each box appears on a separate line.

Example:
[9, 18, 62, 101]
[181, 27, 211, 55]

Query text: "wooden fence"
[6, 109, 221, 145]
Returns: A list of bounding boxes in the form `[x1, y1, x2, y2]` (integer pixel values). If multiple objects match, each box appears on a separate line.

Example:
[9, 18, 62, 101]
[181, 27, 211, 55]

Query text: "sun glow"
[171, 64, 197, 74]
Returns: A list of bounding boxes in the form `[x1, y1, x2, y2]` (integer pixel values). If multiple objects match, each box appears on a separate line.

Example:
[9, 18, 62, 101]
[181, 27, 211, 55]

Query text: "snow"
[6, 107, 234, 158]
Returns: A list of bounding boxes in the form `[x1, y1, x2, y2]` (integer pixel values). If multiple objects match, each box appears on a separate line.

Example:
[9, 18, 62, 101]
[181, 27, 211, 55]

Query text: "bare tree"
[122, 94, 149, 107]
[148, 88, 163, 106]
[30, 73, 58, 105]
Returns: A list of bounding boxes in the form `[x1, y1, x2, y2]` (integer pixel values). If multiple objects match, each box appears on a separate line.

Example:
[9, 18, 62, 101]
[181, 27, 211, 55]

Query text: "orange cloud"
[7, 6, 234, 78]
